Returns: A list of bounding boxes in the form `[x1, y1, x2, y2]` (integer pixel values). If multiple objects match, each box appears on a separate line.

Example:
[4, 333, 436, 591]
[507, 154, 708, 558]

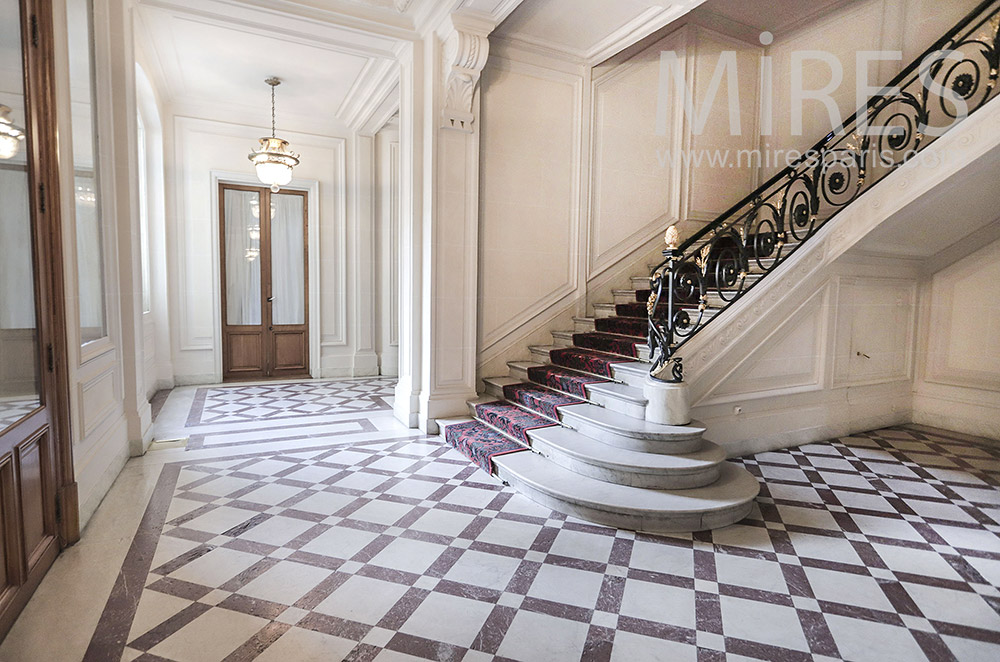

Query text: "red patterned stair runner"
[527, 365, 609, 398]
[444, 421, 528, 475]
[474, 401, 555, 444]
[502, 383, 584, 419]
[572, 332, 641, 358]
[549, 347, 630, 379]
[595, 316, 647, 337]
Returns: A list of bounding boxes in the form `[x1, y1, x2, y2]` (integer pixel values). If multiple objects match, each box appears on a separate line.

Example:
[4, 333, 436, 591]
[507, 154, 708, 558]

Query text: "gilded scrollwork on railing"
[647, 0, 1000, 382]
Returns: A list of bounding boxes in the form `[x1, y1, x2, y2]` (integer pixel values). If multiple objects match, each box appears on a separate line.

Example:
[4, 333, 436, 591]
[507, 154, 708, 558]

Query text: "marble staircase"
[438, 263, 763, 533]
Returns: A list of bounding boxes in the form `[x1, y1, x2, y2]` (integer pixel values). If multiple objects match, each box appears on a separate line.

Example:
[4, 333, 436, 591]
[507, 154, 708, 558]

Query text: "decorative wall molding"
[588, 28, 686, 278]
[478, 56, 584, 351]
[171, 116, 346, 382]
[441, 24, 490, 132]
[497, 2, 705, 66]
[830, 276, 916, 389]
[695, 284, 831, 407]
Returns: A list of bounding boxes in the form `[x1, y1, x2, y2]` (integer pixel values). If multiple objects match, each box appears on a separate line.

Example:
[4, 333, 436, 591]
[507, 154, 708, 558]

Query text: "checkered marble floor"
[83, 414, 1000, 662]
[186, 379, 396, 426]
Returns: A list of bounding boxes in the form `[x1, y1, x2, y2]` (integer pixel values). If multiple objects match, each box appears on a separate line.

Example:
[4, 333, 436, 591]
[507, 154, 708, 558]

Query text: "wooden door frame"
[22, 0, 77, 546]
[0, 0, 79, 639]
[218, 182, 311, 381]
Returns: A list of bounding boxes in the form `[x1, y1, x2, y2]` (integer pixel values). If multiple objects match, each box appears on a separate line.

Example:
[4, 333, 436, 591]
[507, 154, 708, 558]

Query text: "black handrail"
[648, 0, 1000, 381]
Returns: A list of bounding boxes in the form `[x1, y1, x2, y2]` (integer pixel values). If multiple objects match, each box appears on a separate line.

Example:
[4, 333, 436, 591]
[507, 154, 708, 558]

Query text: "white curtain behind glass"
[0, 169, 35, 330]
[270, 194, 305, 325]
[224, 189, 262, 326]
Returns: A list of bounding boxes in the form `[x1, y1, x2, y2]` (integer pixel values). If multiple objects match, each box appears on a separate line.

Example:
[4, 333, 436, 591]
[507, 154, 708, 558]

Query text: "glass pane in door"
[0, 0, 42, 431]
[67, 0, 107, 345]
[224, 189, 262, 326]
[270, 193, 305, 325]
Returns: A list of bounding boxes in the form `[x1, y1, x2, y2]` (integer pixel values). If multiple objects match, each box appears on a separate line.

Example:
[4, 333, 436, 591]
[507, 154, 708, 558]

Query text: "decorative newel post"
[645, 225, 692, 426]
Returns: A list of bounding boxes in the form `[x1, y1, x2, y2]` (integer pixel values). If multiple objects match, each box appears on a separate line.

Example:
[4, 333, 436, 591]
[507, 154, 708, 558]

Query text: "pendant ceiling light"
[248, 77, 299, 192]
[0, 105, 25, 160]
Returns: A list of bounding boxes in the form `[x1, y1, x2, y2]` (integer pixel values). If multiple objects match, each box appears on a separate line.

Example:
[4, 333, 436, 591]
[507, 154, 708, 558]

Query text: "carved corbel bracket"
[441, 26, 489, 133]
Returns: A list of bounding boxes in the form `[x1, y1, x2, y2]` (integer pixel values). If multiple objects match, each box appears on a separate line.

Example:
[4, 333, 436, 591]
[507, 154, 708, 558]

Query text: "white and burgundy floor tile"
[186, 379, 396, 427]
[77, 382, 1000, 662]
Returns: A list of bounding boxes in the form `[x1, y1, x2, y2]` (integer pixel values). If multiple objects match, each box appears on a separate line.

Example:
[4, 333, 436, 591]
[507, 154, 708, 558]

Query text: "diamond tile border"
[185, 379, 395, 427]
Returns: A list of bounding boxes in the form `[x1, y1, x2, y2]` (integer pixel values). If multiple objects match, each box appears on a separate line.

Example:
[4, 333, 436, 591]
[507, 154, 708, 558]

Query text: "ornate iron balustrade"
[647, 0, 1000, 382]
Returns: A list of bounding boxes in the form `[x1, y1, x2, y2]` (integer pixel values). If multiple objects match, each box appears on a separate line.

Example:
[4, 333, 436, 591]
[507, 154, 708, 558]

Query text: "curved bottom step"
[494, 454, 759, 533]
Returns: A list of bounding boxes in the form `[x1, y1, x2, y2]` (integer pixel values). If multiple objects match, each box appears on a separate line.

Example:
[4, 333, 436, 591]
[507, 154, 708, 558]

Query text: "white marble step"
[482, 375, 523, 399]
[550, 330, 575, 347]
[557, 403, 705, 454]
[529, 343, 651, 373]
[593, 302, 619, 318]
[494, 453, 759, 533]
[585, 381, 647, 419]
[506, 360, 537, 382]
[500, 364, 647, 420]
[631, 276, 653, 290]
[528, 344, 563, 363]
[613, 289, 642, 305]
[609, 362, 652, 388]
[573, 316, 596, 332]
[527, 425, 726, 489]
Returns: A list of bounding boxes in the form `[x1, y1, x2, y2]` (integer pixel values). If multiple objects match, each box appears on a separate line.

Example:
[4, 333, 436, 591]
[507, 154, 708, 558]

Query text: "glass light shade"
[0, 105, 25, 160]
[0, 134, 20, 160]
[248, 136, 299, 193]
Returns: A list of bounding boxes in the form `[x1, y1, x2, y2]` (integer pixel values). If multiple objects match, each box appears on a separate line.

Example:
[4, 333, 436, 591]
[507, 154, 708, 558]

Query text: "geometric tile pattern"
[86, 420, 1000, 662]
[0, 396, 41, 430]
[185, 378, 395, 427]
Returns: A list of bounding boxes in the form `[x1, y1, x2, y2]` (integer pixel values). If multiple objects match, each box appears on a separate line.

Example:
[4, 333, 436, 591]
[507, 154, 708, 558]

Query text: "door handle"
[266, 296, 274, 302]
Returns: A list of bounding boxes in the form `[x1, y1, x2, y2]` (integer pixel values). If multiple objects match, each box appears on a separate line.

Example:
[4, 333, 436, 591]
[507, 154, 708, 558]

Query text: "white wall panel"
[915, 236, 1000, 439]
[590, 29, 683, 274]
[478, 58, 583, 350]
[832, 277, 916, 387]
[170, 117, 348, 382]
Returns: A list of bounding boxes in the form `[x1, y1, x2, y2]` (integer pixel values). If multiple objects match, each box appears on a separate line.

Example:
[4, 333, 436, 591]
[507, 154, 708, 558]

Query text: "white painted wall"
[375, 124, 400, 377]
[478, 52, 585, 370]
[164, 116, 376, 384]
[914, 235, 1000, 440]
[688, 253, 919, 455]
[53, 0, 152, 527]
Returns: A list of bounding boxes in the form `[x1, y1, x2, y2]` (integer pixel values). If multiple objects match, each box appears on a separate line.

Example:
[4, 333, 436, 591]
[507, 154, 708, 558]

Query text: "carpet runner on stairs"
[527, 365, 609, 398]
[617, 301, 703, 318]
[550, 347, 630, 378]
[474, 401, 556, 444]
[572, 332, 641, 358]
[502, 383, 584, 419]
[595, 316, 648, 337]
[443, 420, 528, 474]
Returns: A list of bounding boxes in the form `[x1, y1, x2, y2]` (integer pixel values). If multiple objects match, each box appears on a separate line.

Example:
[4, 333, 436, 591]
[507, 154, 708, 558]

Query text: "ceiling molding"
[341, 58, 401, 132]
[495, 1, 706, 67]
[137, 0, 410, 56]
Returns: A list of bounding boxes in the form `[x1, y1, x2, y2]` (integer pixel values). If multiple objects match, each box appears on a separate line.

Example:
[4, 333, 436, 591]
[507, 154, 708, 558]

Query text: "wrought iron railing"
[648, 0, 1000, 382]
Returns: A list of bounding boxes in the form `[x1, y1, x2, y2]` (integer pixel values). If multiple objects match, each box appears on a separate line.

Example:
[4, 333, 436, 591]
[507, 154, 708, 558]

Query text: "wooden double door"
[0, 0, 76, 639]
[220, 184, 310, 381]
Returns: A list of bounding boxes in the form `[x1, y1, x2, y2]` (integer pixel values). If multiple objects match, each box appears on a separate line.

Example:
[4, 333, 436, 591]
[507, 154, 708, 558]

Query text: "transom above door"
[220, 183, 309, 381]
